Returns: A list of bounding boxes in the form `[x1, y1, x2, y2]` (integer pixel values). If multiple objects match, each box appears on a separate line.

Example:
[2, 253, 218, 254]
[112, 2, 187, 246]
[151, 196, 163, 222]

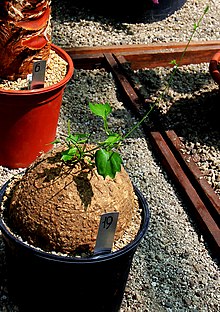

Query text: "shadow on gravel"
[126, 66, 220, 150]
[162, 90, 220, 146]
[168, 68, 214, 93]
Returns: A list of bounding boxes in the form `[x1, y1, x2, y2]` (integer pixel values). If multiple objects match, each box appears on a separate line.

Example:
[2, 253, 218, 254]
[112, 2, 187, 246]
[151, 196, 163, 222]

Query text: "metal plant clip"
[94, 212, 119, 256]
[30, 60, 46, 90]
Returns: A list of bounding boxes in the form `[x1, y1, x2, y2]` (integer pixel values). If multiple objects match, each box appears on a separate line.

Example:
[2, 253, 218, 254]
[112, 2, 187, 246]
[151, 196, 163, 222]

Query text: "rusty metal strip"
[104, 52, 220, 258]
[165, 130, 220, 225]
[104, 53, 144, 116]
[150, 131, 220, 256]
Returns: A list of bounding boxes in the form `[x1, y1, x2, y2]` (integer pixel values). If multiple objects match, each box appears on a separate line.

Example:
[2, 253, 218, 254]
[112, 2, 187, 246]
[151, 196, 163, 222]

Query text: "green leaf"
[61, 154, 73, 162]
[61, 147, 77, 161]
[89, 103, 112, 119]
[66, 134, 79, 143]
[66, 133, 89, 145]
[95, 149, 122, 179]
[170, 59, 177, 66]
[101, 134, 122, 146]
[204, 5, 209, 14]
[50, 138, 61, 145]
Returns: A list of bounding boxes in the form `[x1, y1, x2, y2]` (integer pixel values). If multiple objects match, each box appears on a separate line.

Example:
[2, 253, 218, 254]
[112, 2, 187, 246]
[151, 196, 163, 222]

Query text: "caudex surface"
[0, 0, 51, 80]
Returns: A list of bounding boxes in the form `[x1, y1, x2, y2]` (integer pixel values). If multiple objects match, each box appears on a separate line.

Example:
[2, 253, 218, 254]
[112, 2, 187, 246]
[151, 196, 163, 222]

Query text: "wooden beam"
[65, 40, 220, 55]
[118, 45, 220, 69]
[71, 53, 105, 69]
[65, 41, 220, 69]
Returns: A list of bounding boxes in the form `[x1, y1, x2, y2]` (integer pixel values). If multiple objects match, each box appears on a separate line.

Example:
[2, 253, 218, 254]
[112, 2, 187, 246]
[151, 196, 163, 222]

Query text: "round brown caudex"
[7, 147, 138, 255]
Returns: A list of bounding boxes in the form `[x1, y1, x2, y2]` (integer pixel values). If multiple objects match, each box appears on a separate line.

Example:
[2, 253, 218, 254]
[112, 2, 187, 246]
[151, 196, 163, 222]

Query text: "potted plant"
[0, 102, 150, 312]
[209, 50, 220, 90]
[0, 0, 74, 169]
[79, 0, 186, 21]
[141, 0, 187, 21]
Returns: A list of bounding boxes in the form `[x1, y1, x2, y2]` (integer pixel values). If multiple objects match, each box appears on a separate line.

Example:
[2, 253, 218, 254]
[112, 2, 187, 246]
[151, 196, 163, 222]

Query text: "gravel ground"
[0, 0, 220, 311]
[51, 0, 219, 46]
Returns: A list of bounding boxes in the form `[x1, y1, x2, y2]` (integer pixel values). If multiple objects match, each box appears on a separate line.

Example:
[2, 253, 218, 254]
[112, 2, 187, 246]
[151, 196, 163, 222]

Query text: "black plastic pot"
[74, 0, 187, 22]
[141, 0, 187, 22]
[0, 181, 150, 312]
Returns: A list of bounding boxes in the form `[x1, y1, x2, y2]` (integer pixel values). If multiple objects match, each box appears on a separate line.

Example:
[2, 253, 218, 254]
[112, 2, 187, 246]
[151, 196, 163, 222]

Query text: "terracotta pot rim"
[209, 50, 220, 85]
[0, 44, 74, 95]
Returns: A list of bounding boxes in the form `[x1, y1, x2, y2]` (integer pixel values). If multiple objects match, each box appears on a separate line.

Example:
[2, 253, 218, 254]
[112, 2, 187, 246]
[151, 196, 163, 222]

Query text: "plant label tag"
[94, 212, 119, 255]
[30, 60, 46, 89]
[27, 74, 32, 90]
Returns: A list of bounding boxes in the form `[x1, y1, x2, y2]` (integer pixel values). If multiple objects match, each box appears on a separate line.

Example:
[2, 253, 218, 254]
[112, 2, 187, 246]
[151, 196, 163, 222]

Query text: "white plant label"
[94, 212, 119, 255]
[30, 60, 46, 89]
[27, 74, 32, 90]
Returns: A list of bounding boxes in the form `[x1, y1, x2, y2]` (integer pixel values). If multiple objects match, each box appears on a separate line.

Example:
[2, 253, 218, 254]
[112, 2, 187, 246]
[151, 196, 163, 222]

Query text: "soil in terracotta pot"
[0, 50, 68, 90]
[6, 147, 139, 256]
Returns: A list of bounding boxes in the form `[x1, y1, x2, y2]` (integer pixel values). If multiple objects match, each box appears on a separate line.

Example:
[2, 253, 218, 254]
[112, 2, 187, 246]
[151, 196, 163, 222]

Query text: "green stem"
[123, 103, 155, 140]
[103, 117, 110, 135]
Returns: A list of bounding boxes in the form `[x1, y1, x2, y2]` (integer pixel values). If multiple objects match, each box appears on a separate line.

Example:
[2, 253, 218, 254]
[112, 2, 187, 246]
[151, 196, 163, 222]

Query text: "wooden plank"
[165, 130, 220, 224]
[66, 41, 220, 70]
[149, 131, 220, 257]
[65, 40, 220, 55]
[117, 45, 220, 69]
[71, 53, 105, 69]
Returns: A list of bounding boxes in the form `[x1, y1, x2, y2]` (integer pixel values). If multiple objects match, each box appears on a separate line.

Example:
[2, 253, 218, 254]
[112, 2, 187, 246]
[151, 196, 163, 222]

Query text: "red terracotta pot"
[0, 44, 74, 168]
[209, 50, 220, 87]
